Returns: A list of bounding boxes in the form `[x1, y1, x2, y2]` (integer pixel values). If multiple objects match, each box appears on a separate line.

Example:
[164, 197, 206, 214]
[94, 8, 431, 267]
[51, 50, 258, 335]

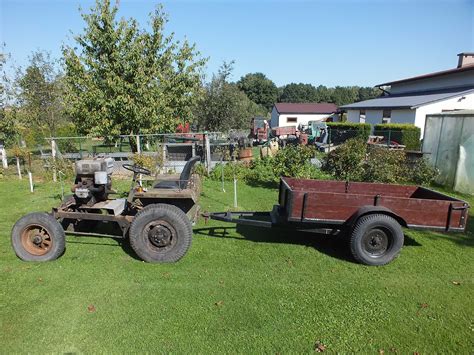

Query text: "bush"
[322, 138, 438, 184]
[327, 122, 371, 145]
[405, 157, 438, 185]
[272, 145, 317, 178]
[246, 157, 278, 185]
[208, 145, 329, 186]
[373, 123, 421, 150]
[132, 153, 163, 174]
[364, 146, 406, 183]
[42, 157, 75, 180]
[209, 162, 249, 182]
[323, 139, 366, 181]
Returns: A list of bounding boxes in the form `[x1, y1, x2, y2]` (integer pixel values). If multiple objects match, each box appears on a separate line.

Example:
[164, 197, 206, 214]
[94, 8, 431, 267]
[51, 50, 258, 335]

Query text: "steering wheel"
[122, 164, 151, 176]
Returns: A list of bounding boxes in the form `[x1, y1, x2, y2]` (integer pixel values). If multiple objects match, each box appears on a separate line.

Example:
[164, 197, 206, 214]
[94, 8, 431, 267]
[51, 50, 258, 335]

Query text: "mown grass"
[0, 177, 473, 353]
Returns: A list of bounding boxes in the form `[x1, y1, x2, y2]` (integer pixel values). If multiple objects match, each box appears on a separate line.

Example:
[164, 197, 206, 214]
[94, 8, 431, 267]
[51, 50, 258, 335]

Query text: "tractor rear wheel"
[11, 212, 65, 261]
[350, 214, 404, 266]
[129, 204, 192, 263]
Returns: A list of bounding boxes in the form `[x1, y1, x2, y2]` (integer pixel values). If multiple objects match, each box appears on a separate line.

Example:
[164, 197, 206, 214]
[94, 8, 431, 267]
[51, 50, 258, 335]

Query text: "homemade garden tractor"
[11, 156, 201, 263]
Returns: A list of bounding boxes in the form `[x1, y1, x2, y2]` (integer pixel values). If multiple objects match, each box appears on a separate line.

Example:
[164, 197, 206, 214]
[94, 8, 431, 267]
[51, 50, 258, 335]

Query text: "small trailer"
[209, 177, 470, 266]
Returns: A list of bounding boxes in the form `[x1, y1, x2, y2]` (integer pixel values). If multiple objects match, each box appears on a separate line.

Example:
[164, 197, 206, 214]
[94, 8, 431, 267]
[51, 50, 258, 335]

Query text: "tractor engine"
[72, 158, 114, 206]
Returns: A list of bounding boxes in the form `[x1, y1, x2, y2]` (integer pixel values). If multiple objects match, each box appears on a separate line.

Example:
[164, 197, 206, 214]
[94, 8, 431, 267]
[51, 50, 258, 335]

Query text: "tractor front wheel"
[11, 212, 65, 261]
[129, 204, 192, 263]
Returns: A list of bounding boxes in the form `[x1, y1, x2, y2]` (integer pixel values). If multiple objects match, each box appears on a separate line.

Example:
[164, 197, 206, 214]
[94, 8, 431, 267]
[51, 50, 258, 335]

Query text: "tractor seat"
[153, 156, 201, 189]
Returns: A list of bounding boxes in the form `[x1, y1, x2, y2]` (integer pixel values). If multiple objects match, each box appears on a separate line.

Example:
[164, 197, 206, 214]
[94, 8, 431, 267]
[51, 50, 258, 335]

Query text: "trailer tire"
[11, 212, 65, 261]
[350, 214, 404, 266]
[129, 204, 192, 263]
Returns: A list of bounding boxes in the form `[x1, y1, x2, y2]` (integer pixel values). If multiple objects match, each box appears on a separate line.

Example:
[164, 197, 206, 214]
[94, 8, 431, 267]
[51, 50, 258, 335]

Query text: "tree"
[278, 83, 319, 103]
[195, 62, 266, 132]
[358, 86, 381, 102]
[237, 73, 278, 111]
[62, 0, 206, 147]
[331, 86, 360, 106]
[0, 51, 20, 147]
[16, 50, 65, 137]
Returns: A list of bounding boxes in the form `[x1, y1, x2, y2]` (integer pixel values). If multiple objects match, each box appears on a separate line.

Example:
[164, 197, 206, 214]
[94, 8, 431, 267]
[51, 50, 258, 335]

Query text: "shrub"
[246, 157, 278, 185]
[272, 145, 317, 178]
[209, 162, 249, 182]
[132, 153, 163, 174]
[207, 145, 328, 186]
[405, 157, 438, 185]
[323, 139, 366, 181]
[327, 122, 371, 145]
[364, 146, 406, 183]
[323, 138, 438, 185]
[42, 157, 75, 180]
[373, 123, 421, 150]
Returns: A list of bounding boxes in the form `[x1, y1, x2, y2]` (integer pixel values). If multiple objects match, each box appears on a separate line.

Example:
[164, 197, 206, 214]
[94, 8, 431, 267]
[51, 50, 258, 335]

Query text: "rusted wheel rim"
[20, 225, 53, 256]
[145, 220, 177, 252]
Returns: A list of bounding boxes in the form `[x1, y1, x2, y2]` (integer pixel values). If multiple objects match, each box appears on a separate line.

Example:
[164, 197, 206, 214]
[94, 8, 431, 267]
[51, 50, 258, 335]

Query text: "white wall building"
[270, 102, 338, 128]
[341, 53, 474, 137]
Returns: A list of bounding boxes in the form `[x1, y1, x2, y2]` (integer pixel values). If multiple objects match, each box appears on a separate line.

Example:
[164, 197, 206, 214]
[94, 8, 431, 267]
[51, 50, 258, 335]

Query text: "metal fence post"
[387, 130, 391, 147]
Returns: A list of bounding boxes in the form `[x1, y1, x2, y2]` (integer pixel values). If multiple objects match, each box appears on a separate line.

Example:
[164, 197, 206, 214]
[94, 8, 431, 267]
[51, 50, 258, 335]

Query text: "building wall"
[347, 110, 360, 123]
[389, 71, 474, 94]
[365, 110, 383, 125]
[391, 109, 416, 124]
[270, 112, 333, 128]
[270, 107, 279, 127]
[344, 92, 474, 138]
[415, 92, 474, 137]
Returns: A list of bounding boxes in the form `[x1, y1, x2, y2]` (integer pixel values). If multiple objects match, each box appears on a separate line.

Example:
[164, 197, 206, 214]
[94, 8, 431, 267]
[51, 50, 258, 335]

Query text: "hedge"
[373, 123, 421, 150]
[326, 122, 371, 145]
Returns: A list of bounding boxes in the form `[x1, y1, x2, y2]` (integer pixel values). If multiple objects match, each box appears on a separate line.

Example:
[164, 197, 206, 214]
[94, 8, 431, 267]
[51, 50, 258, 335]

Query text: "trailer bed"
[278, 178, 468, 231]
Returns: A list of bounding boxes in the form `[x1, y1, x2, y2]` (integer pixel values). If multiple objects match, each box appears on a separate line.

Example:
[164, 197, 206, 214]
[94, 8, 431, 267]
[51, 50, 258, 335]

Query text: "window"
[382, 109, 391, 124]
[359, 110, 366, 123]
[287, 117, 297, 123]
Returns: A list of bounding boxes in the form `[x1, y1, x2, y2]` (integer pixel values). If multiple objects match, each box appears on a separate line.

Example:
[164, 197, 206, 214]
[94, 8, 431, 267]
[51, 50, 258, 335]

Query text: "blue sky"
[1, 0, 473, 87]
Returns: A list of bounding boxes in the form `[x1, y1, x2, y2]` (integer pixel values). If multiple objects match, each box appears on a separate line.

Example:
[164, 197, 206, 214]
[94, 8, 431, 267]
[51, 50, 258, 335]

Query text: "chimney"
[457, 53, 474, 68]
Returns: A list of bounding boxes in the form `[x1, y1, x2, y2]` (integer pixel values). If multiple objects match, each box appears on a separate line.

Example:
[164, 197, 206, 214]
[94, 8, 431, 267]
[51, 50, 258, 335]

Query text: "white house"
[341, 52, 474, 137]
[270, 102, 338, 128]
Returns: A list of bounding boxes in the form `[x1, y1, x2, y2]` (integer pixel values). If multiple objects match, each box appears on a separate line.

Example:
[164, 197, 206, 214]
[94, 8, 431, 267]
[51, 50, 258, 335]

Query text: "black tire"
[350, 214, 404, 266]
[11, 212, 65, 262]
[129, 204, 192, 263]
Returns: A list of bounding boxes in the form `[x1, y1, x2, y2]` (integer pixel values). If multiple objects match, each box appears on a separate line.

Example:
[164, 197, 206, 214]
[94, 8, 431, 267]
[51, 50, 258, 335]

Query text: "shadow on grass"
[195, 224, 353, 263]
[64, 221, 142, 261]
[194, 225, 422, 264]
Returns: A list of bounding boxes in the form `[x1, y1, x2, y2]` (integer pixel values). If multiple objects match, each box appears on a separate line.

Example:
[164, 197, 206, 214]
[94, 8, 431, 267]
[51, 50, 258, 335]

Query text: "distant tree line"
[0, 0, 381, 148]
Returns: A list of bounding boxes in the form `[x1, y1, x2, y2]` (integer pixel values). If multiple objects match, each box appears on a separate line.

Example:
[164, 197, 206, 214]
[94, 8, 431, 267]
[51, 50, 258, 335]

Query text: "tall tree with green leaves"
[0, 51, 17, 146]
[195, 61, 266, 132]
[63, 0, 206, 147]
[237, 72, 278, 111]
[278, 83, 319, 103]
[16, 50, 65, 137]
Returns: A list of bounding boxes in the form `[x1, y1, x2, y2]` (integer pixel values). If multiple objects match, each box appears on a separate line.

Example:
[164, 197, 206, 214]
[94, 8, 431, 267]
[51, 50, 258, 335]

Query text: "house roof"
[376, 63, 474, 87]
[274, 102, 338, 114]
[340, 87, 474, 110]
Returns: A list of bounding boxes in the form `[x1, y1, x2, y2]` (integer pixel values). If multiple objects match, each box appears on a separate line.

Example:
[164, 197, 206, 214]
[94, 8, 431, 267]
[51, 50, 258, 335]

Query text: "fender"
[344, 205, 408, 228]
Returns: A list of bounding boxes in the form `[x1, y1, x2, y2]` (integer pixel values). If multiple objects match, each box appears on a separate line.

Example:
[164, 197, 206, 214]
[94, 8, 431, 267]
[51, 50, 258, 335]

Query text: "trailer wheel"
[11, 212, 65, 261]
[129, 204, 192, 263]
[350, 214, 404, 266]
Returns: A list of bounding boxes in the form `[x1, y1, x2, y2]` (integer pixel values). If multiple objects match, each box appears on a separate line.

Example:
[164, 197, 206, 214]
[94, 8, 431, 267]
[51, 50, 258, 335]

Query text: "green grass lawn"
[0, 177, 473, 353]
